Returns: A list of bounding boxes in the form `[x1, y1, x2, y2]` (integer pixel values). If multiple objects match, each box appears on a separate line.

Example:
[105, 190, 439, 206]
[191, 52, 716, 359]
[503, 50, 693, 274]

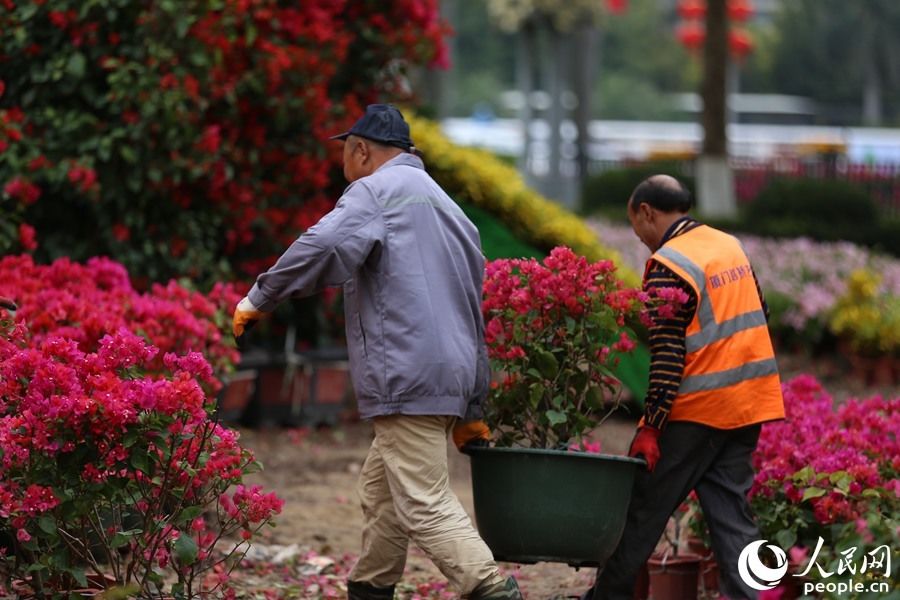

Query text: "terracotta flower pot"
[698, 556, 719, 598]
[683, 537, 718, 597]
[647, 552, 702, 600]
[871, 355, 897, 387]
[633, 561, 650, 600]
[216, 368, 258, 423]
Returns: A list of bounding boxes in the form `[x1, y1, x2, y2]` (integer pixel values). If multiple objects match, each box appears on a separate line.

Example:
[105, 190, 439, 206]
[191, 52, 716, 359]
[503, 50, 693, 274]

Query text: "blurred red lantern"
[677, 21, 706, 51]
[727, 0, 754, 22]
[605, 0, 628, 15]
[677, 0, 706, 20]
[729, 28, 754, 58]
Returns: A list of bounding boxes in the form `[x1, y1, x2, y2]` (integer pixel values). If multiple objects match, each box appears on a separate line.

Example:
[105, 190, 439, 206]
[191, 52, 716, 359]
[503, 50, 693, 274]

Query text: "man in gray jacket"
[233, 104, 521, 600]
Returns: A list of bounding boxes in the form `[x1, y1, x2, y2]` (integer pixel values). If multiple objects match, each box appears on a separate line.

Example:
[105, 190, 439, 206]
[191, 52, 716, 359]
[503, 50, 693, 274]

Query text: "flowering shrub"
[481, 246, 678, 448]
[0, 255, 279, 597]
[740, 237, 900, 348]
[748, 376, 899, 587]
[0, 327, 282, 597]
[0, 254, 240, 379]
[0, 0, 447, 283]
[829, 269, 900, 357]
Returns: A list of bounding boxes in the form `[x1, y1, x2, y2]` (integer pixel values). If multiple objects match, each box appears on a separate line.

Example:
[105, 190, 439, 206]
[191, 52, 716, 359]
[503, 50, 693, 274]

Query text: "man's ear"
[356, 139, 371, 163]
[639, 201, 655, 223]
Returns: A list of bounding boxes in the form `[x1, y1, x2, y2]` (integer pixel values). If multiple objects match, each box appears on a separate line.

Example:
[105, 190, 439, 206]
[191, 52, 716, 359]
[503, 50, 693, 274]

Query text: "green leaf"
[176, 505, 205, 526]
[545, 410, 567, 425]
[586, 385, 605, 409]
[775, 529, 797, 550]
[37, 516, 58, 535]
[245, 24, 257, 46]
[67, 566, 88, 587]
[828, 471, 852, 492]
[173, 532, 198, 565]
[243, 460, 263, 474]
[533, 350, 558, 379]
[120, 145, 137, 164]
[130, 452, 150, 474]
[528, 383, 544, 408]
[110, 529, 141, 549]
[792, 466, 814, 482]
[66, 53, 87, 79]
[801, 487, 827, 501]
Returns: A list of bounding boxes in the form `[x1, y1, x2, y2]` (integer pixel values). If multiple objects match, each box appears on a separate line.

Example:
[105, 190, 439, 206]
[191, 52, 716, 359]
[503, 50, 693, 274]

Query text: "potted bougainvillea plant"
[464, 247, 686, 567]
[0, 255, 283, 599]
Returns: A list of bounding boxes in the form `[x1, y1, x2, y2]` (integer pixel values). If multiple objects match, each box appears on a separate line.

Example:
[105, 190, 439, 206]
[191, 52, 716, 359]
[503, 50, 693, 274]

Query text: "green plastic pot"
[464, 445, 644, 567]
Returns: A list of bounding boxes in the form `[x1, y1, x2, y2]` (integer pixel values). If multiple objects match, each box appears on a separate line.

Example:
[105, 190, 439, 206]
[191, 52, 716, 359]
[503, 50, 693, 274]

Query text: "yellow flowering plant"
[829, 269, 900, 357]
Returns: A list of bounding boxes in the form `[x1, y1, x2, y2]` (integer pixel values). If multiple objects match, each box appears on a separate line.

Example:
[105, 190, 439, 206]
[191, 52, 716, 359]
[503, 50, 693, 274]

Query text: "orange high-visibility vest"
[650, 225, 785, 429]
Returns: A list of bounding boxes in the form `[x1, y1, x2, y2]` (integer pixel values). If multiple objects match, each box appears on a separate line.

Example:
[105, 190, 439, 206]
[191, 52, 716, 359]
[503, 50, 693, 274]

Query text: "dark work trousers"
[584, 421, 763, 600]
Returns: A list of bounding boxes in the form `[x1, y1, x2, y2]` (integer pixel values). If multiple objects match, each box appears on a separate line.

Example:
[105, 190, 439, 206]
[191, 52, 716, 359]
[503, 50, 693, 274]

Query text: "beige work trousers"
[348, 415, 503, 595]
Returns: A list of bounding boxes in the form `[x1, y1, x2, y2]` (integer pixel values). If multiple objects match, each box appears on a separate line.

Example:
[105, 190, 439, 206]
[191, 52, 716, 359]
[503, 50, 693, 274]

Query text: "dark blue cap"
[329, 104, 414, 151]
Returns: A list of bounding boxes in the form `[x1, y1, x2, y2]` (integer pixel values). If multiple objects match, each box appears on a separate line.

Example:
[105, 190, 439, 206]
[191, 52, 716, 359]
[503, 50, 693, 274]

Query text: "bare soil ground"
[237, 354, 898, 598]
[238, 418, 634, 599]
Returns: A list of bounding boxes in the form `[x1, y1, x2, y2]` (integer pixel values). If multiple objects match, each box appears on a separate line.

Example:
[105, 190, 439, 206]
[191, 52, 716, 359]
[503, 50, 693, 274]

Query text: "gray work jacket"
[247, 153, 489, 420]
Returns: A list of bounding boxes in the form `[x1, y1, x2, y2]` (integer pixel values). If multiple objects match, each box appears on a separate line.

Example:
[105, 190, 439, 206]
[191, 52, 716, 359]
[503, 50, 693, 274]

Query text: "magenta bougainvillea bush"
[0, 254, 240, 377]
[481, 246, 687, 448]
[0, 255, 282, 597]
[732, 376, 898, 590]
[0, 0, 448, 283]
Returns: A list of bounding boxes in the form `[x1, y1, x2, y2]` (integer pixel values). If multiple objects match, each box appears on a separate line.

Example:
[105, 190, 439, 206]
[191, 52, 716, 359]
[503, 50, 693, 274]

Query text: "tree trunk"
[517, 21, 537, 184]
[546, 25, 565, 204]
[414, 0, 457, 119]
[697, 0, 736, 218]
[862, 57, 883, 126]
[572, 25, 599, 209]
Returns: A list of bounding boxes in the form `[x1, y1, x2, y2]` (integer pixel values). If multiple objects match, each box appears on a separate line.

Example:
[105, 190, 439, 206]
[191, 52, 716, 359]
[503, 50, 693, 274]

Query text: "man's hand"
[452, 419, 491, 452]
[232, 297, 265, 338]
[628, 426, 661, 472]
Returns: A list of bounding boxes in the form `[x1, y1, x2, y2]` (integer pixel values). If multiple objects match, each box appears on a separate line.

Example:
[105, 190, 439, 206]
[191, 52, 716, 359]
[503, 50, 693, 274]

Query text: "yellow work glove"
[452, 419, 491, 452]
[232, 296, 265, 338]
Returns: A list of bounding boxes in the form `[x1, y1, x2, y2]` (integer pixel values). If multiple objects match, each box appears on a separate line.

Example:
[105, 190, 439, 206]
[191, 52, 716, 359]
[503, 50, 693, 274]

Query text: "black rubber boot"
[347, 580, 396, 600]
[469, 576, 524, 600]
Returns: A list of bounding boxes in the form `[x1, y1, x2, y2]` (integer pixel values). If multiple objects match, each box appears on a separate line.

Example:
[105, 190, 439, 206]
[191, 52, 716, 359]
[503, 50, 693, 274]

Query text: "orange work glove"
[452, 420, 491, 451]
[232, 297, 265, 338]
[628, 426, 661, 472]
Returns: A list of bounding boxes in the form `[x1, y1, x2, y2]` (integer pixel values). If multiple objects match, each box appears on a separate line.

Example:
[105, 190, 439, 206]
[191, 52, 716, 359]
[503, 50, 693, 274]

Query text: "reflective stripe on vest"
[655, 246, 768, 353]
[654, 245, 772, 394]
[678, 357, 779, 394]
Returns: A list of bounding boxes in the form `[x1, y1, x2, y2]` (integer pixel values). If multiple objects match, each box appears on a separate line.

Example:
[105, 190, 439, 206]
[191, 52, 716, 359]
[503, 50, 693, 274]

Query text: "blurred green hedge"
[735, 178, 899, 257]
[579, 162, 695, 217]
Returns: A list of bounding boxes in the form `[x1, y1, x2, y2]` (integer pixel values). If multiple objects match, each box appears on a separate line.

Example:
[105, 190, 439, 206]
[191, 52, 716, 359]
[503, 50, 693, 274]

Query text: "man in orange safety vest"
[582, 174, 785, 600]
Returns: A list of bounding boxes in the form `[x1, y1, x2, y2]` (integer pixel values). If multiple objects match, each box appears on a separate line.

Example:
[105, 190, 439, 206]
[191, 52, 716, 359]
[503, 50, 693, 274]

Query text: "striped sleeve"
[751, 265, 769, 321]
[642, 260, 698, 430]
